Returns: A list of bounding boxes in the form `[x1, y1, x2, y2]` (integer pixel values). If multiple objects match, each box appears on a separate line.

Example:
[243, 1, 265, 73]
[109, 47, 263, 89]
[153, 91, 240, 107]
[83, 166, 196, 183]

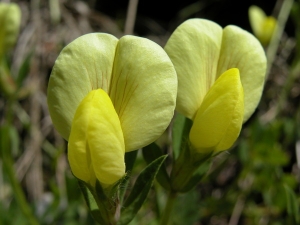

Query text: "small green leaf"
[172, 113, 185, 159]
[118, 155, 168, 225]
[16, 51, 33, 87]
[284, 184, 300, 223]
[8, 126, 19, 156]
[0, 125, 10, 158]
[142, 143, 170, 190]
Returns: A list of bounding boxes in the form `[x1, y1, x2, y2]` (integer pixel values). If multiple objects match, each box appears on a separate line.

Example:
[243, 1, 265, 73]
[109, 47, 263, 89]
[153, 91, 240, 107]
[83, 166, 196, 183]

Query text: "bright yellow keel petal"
[189, 68, 244, 153]
[68, 89, 125, 185]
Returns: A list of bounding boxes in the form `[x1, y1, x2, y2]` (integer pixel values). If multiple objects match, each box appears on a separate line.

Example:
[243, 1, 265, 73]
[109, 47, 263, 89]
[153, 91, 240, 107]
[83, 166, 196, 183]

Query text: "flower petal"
[260, 17, 277, 46]
[217, 25, 266, 122]
[68, 89, 125, 185]
[47, 33, 118, 140]
[189, 68, 244, 153]
[164, 19, 223, 120]
[109, 35, 177, 151]
[249, 5, 266, 39]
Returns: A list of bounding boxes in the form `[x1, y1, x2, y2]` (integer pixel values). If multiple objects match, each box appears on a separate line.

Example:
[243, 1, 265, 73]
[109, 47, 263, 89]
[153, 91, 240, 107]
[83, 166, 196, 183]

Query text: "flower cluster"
[48, 19, 266, 188]
[47, 34, 177, 186]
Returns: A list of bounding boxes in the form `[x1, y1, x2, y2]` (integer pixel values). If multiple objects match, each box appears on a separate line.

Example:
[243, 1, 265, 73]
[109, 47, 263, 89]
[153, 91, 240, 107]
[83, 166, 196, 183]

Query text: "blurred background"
[1, 0, 300, 224]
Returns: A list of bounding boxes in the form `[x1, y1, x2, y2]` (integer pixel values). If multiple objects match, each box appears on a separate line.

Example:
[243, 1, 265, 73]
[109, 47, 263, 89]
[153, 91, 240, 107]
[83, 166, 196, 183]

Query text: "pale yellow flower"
[48, 33, 177, 185]
[165, 19, 266, 153]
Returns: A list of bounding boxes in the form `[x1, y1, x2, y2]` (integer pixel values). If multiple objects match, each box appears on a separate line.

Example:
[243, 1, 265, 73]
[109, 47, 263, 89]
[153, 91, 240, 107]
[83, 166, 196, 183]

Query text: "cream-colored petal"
[110, 35, 177, 151]
[217, 25, 266, 122]
[189, 68, 244, 153]
[249, 5, 266, 38]
[68, 89, 125, 185]
[164, 19, 223, 120]
[47, 33, 118, 140]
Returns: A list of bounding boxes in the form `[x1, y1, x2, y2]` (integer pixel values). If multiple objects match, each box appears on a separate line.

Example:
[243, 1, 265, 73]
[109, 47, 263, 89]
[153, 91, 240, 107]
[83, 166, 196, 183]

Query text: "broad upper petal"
[47, 33, 118, 140]
[217, 25, 266, 122]
[164, 19, 223, 120]
[110, 35, 177, 151]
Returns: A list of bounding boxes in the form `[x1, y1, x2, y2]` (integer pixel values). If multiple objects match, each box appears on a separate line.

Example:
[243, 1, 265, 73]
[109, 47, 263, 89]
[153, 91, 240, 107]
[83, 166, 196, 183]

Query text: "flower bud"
[0, 3, 21, 56]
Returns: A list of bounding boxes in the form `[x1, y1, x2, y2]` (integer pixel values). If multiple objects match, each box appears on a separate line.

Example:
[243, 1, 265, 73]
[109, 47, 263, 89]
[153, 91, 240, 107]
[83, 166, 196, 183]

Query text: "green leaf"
[142, 143, 170, 190]
[284, 184, 300, 223]
[8, 126, 19, 156]
[118, 155, 168, 225]
[16, 51, 33, 87]
[172, 113, 193, 159]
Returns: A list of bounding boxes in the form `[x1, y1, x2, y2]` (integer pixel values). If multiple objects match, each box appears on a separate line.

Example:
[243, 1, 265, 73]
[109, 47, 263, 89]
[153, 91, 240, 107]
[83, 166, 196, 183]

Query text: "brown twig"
[124, 0, 139, 35]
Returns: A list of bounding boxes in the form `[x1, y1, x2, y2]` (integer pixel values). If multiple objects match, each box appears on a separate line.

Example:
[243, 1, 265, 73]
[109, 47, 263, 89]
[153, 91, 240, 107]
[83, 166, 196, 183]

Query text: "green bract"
[165, 19, 266, 152]
[0, 3, 21, 57]
[47, 33, 177, 185]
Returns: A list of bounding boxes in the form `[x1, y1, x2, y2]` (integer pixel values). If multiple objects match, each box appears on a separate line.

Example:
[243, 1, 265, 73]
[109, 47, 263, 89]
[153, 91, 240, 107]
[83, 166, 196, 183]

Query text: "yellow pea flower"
[0, 3, 21, 57]
[165, 19, 266, 153]
[249, 5, 277, 46]
[48, 34, 177, 186]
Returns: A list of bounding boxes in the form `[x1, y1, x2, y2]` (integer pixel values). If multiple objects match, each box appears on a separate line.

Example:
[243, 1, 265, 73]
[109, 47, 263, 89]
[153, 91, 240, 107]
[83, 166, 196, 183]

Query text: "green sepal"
[118, 155, 168, 225]
[172, 113, 193, 159]
[142, 143, 170, 190]
[170, 140, 212, 192]
[284, 184, 300, 223]
[179, 158, 211, 192]
[78, 177, 128, 224]
[78, 180, 107, 225]
[94, 180, 109, 202]
[118, 151, 138, 204]
[171, 114, 213, 192]
[116, 173, 130, 205]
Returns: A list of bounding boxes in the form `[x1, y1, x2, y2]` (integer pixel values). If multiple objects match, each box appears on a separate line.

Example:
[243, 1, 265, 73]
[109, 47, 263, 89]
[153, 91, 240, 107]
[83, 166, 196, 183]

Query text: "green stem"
[266, 0, 294, 77]
[2, 145, 39, 225]
[1, 99, 39, 225]
[160, 191, 177, 225]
